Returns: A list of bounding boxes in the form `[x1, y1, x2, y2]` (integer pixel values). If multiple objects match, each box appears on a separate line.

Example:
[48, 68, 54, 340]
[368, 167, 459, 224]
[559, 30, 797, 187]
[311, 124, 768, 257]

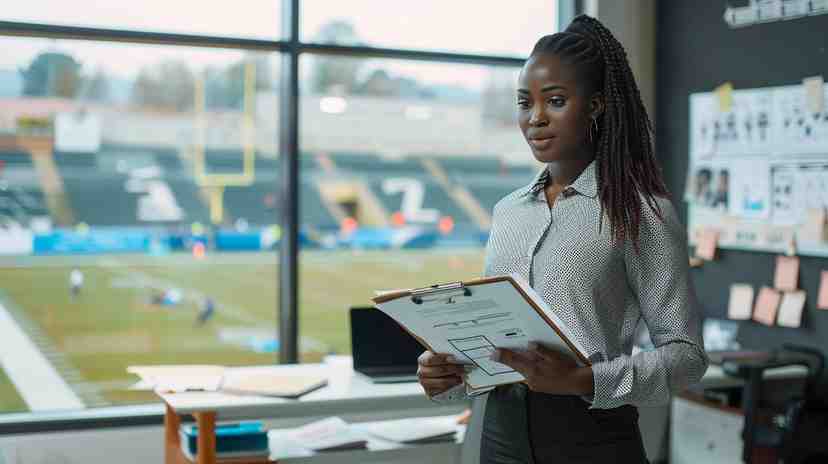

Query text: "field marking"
[0, 301, 84, 411]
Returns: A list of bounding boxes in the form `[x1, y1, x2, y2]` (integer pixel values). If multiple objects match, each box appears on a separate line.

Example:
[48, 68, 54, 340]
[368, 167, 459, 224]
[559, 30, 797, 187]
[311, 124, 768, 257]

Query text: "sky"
[1, 1, 556, 89]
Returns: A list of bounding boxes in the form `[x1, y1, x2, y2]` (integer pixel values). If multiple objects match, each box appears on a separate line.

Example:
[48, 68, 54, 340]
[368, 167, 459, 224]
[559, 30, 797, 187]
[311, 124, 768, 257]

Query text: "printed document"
[372, 273, 589, 391]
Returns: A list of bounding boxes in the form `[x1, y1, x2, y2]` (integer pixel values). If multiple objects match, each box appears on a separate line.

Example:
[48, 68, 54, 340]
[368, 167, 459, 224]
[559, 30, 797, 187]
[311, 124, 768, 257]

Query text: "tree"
[309, 21, 363, 94]
[131, 60, 195, 111]
[19, 51, 83, 98]
[481, 68, 518, 127]
[81, 70, 110, 102]
[206, 55, 273, 110]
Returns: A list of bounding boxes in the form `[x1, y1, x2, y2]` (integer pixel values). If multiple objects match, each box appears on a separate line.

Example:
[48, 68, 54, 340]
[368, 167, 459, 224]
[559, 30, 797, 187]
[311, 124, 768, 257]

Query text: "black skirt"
[480, 383, 649, 464]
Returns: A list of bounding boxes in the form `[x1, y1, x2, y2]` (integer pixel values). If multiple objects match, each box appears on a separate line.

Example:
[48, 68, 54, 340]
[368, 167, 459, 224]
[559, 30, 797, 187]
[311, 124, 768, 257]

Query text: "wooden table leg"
[194, 411, 217, 464]
[165, 404, 182, 464]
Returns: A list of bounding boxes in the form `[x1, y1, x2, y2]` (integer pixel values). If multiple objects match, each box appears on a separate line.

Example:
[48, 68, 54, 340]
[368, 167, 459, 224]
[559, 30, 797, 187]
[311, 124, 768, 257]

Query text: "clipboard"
[372, 273, 590, 391]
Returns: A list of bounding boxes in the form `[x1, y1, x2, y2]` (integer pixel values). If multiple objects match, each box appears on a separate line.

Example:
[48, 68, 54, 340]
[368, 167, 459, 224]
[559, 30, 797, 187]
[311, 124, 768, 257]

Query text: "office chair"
[721, 344, 825, 464]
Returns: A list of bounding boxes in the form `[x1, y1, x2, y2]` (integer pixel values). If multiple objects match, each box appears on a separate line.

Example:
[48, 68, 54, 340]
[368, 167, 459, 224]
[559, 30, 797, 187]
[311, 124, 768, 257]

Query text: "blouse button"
[562, 187, 577, 198]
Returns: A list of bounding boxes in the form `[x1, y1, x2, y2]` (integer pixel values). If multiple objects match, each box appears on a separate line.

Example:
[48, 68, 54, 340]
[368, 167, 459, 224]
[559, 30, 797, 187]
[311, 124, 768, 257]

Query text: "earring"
[587, 117, 599, 143]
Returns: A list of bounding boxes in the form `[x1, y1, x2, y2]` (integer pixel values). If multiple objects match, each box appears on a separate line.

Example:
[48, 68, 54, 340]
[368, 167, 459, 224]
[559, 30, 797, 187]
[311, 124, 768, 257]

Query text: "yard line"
[0, 301, 84, 411]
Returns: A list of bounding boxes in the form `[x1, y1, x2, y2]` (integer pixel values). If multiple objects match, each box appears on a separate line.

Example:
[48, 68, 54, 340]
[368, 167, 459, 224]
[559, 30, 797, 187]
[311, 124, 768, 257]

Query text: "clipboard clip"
[410, 282, 472, 305]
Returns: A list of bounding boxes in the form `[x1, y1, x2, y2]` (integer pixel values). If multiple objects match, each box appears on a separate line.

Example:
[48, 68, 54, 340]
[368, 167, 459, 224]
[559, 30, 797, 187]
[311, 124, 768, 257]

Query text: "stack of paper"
[358, 416, 458, 444]
[275, 417, 368, 452]
[221, 371, 327, 399]
[127, 365, 225, 393]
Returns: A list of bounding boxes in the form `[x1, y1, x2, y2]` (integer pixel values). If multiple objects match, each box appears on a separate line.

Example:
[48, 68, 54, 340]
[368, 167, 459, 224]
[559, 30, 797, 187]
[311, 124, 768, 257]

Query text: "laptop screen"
[349, 306, 423, 374]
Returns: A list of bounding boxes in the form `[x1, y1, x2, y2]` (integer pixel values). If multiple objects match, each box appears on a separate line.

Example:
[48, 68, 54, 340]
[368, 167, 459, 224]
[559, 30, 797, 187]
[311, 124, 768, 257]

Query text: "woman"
[417, 14, 708, 463]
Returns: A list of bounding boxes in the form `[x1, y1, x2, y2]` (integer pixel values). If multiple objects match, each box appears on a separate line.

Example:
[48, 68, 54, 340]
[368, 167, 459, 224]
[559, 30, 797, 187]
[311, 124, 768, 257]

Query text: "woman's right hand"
[417, 351, 466, 397]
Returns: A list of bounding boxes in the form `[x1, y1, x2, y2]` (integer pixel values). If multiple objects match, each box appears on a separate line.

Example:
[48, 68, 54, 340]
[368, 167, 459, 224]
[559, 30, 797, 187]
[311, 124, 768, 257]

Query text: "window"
[3, 0, 282, 40]
[0, 1, 562, 422]
[0, 36, 280, 414]
[297, 56, 537, 362]
[302, 0, 557, 57]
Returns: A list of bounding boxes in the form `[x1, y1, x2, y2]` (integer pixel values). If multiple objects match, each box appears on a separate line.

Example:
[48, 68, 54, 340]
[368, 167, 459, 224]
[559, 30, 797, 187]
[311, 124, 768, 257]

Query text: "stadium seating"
[366, 174, 473, 225]
[330, 151, 426, 177]
[300, 180, 338, 230]
[0, 150, 35, 169]
[223, 179, 280, 226]
[53, 151, 98, 171]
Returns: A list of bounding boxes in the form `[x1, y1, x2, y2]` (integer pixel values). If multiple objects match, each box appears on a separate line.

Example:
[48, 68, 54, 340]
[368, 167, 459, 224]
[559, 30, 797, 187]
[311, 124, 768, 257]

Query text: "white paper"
[374, 273, 588, 390]
[777, 291, 806, 328]
[727, 284, 754, 320]
[358, 416, 457, 443]
[283, 417, 366, 451]
[729, 159, 771, 219]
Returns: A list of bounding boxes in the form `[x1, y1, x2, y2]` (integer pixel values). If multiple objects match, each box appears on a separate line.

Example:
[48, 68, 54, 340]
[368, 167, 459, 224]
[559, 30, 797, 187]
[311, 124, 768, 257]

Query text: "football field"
[0, 248, 485, 413]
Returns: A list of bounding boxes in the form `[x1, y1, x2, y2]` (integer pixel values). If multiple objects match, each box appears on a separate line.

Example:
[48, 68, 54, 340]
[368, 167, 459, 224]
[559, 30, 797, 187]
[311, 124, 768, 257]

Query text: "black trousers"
[480, 383, 649, 464]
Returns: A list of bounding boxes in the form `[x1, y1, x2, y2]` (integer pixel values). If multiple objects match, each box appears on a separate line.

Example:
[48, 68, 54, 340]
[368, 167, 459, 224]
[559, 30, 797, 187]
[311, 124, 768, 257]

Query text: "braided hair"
[530, 14, 669, 250]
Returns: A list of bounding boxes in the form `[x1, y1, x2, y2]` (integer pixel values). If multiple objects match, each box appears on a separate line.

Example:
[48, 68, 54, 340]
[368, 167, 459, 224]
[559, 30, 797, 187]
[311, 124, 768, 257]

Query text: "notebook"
[221, 372, 327, 398]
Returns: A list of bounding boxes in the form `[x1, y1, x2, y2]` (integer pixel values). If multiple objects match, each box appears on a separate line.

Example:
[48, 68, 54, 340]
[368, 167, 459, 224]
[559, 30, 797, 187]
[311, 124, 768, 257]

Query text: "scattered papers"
[728, 284, 754, 320]
[127, 365, 225, 393]
[777, 291, 807, 328]
[753, 286, 781, 326]
[359, 416, 457, 444]
[280, 417, 367, 452]
[774, 255, 800, 291]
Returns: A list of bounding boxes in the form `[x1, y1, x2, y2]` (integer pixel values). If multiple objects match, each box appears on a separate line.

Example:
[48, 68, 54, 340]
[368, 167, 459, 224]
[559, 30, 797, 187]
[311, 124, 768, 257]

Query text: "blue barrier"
[34, 229, 151, 255]
[20, 225, 487, 255]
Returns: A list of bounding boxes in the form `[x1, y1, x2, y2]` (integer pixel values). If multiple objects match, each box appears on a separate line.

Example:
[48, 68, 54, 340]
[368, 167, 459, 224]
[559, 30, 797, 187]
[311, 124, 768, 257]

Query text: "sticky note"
[715, 82, 734, 112]
[803, 75, 824, 114]
[800, 208, 826, 243]
[753, 286, 781, 326]
[818, 271, 828, 310]
[728, 284, 754, 320]
[777, 291, 806, 328]
[774, 255, 800, 291]
[696, 229, 719, 261]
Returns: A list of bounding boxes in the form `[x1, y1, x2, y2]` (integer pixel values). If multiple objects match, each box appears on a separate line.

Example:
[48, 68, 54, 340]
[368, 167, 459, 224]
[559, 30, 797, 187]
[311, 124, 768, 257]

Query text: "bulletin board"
[686, 82, 828, 257]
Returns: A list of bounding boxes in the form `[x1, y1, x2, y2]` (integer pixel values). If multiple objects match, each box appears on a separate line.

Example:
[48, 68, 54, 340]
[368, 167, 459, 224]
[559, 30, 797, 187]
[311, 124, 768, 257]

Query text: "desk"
[669, 363, 809, 464]
[160, 360, 466, 464]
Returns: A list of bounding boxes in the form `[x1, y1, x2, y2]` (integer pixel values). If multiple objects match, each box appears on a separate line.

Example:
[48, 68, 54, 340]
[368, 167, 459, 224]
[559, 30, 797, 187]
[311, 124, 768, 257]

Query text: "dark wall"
[655, 2, 828, 357]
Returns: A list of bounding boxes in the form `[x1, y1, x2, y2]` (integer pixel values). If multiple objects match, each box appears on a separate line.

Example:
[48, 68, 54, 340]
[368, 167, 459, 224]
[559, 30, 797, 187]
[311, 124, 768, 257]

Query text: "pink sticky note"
[753, 286, 781, 326]
[819, 271, 828, 310]
[774, 255, 800, 291]
[696, 229, 719, 261]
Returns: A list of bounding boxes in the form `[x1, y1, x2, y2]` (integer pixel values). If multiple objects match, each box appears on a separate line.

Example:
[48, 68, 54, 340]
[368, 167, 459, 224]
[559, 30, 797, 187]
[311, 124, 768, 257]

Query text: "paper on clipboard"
[371, 273, 589, 391]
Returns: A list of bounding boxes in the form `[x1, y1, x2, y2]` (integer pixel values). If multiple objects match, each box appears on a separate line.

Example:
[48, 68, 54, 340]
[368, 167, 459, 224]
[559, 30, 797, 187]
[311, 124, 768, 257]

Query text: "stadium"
[0, 70, 537, 413]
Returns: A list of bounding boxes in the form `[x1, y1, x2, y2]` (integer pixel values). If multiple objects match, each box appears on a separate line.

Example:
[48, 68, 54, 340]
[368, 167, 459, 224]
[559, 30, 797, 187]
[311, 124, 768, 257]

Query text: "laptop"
[349, 306, 422, 383]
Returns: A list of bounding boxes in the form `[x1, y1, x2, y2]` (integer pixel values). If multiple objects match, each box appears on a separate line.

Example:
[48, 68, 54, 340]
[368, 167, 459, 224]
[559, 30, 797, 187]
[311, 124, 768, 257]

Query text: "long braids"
[530, 14, 669, 251]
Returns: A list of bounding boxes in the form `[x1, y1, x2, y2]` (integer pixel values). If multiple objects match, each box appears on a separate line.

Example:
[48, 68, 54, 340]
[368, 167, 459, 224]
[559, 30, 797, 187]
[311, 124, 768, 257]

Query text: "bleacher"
[330, 152, 426, 177]
[99, 143, 184, 174]
[367, 175, 473, 225]
[300, 180, 338, 230]
[224, 179, 280, 226]
[0, 150, 35, 170]
[41, 144, 538, 231]
[61, 174, 139, 226]
[53, 151, 98, 171]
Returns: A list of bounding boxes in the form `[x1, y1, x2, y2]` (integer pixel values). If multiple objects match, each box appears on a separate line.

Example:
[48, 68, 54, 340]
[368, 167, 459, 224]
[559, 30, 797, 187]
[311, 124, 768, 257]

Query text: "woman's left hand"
[491, 342, 594, 396]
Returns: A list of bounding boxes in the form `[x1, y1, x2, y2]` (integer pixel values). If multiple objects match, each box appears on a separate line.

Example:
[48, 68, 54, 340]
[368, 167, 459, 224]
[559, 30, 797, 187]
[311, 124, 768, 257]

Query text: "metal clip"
[410, 282, 472, 305]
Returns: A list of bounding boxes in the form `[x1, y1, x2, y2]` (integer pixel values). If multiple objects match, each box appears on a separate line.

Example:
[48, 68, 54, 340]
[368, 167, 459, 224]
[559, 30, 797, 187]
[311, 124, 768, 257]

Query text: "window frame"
[0, 0, 575, 434]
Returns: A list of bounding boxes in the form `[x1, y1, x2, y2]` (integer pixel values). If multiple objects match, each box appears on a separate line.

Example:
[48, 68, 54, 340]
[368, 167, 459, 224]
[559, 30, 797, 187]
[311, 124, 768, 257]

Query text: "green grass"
[0, 248, 485, 412]
[0, 367, 27, 413]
